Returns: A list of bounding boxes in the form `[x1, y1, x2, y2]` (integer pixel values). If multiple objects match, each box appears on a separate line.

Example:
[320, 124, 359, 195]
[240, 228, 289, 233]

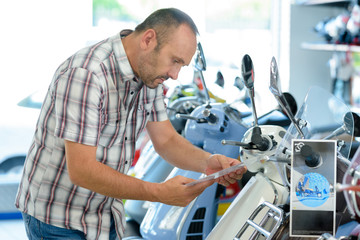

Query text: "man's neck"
[121, 31, 139, 77]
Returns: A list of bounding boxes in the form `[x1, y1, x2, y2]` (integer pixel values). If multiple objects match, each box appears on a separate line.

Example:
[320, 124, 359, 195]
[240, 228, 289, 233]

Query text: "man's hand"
[153, 175, 215, 207]
[204, 154, 247, 187]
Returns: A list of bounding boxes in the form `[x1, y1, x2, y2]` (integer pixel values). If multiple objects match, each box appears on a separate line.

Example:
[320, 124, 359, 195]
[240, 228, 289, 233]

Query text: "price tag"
[290, 139, 337, 237]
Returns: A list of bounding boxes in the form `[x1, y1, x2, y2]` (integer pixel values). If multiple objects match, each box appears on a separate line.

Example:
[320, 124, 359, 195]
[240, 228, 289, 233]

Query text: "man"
[15, 8, 246, 239]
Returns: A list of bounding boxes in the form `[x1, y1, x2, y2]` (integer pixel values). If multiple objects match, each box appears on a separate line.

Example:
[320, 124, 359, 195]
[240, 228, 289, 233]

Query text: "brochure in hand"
[186, 163, 245, 186]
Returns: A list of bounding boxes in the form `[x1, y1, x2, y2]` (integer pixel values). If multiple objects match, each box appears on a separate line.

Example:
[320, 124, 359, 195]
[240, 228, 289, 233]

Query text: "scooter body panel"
[206, 174, 289, 240]
[140, 168, 218, 240]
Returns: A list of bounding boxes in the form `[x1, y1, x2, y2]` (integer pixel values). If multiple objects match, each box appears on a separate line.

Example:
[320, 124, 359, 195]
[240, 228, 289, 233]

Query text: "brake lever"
[221, 139, 255, 149]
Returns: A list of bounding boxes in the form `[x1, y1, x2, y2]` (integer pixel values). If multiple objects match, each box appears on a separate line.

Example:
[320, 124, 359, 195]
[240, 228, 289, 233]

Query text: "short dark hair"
[135, 8, 199, 50]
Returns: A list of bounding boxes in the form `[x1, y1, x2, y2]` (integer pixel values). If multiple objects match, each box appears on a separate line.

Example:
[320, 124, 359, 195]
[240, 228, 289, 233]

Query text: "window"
[92, 0, 277, 114]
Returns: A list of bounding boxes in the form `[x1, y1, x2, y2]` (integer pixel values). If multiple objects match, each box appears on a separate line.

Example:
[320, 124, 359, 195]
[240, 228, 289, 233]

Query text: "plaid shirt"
[15, 30, 168, 240]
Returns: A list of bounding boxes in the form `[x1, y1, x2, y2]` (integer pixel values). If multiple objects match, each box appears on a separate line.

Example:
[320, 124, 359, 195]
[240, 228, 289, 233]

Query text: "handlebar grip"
[251, 127, 270, 151]
[221, 140, 252, 149]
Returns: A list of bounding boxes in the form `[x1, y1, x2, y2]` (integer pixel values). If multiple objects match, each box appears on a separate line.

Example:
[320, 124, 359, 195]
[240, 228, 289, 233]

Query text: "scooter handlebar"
[221, 139, 253, 149]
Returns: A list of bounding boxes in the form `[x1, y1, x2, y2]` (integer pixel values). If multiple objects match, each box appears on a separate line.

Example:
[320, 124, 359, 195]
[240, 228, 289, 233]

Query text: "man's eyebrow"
[178, 58, 185, 64]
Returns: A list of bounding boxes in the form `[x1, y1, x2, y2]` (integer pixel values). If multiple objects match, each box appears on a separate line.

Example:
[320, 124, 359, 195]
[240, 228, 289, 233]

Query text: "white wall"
[0, 0, 92, 105]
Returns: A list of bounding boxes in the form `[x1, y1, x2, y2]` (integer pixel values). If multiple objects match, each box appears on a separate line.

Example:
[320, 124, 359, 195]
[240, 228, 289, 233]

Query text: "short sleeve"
[52, 67, 102, 146]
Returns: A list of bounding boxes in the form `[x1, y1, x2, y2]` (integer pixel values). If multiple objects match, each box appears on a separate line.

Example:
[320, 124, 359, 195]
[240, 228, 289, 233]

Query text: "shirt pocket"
[98, 112, 124, 148]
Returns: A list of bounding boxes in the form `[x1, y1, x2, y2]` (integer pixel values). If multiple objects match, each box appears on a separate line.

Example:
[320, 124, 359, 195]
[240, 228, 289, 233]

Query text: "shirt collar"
[112, 29, 136, 83]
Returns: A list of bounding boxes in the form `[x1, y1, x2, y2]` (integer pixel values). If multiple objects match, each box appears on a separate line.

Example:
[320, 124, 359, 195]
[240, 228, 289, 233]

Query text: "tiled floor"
[0, 219, 27, 239]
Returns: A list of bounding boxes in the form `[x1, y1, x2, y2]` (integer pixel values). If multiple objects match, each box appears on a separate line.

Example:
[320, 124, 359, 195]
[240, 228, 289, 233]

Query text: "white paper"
[186, 163, 245, 186]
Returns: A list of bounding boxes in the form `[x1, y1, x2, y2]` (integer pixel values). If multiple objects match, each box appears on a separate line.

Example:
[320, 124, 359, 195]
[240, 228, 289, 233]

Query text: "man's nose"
[168, 66, 182, 80]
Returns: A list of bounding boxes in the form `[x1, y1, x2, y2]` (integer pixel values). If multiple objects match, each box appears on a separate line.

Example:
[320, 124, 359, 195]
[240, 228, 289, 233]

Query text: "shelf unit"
[288, 0, 360, 112]
[301, 42, 360, 52]
[296, 0, 350, 6]
[288, 1, 352, 104]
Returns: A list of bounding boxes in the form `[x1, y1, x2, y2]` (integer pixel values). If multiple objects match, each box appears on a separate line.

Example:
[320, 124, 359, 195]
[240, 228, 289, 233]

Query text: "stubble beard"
[137, 50, 168, 89]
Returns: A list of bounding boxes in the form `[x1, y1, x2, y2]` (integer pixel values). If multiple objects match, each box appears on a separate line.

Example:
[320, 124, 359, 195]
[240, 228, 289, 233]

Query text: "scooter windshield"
[275, 86, 355, 187]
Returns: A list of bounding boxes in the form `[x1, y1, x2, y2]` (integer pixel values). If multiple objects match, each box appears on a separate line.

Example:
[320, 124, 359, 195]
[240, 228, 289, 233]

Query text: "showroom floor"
[0, 218, 359, 239]
[0, 219, 27, 239]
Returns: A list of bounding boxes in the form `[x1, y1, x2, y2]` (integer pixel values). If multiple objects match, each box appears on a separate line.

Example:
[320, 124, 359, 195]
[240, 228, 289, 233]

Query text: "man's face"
[138, 24, 197, 89]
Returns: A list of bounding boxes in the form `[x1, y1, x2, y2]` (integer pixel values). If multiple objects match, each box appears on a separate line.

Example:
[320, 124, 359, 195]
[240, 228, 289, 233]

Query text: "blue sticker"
[295, 172, 330, 207]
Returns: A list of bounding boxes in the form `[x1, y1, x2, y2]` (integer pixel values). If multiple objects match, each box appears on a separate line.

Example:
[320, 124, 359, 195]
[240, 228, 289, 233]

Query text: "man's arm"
[146, 120, 247, 186]
[64, 140, 214, 206]
[146, 119, 211, 173]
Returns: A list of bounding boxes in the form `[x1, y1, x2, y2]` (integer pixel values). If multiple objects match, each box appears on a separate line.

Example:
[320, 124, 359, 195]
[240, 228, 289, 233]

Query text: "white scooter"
[206, 56, 357, 240]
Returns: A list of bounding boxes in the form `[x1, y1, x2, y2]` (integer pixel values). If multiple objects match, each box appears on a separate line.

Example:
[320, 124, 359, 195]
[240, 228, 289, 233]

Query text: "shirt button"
[130, 91, 134, 95]
[146, 112, 150, 115]
[125, 137, 128, 140]
[125, 161, 128, 164]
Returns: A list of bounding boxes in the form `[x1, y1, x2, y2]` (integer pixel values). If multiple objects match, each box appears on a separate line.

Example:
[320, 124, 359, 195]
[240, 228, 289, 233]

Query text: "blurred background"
[2, 0, 360, 238]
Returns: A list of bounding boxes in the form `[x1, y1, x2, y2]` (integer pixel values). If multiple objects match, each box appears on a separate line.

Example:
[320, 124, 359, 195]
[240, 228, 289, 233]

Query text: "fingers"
[159, 176, 215, 207]
[234, 165, 247, 178]
[159, 161, 247, 206]
[218, 165, 247, 187]
[180, 180, 215, 206]
[215, 154, 231, 169]
[181, 179, 215, 205]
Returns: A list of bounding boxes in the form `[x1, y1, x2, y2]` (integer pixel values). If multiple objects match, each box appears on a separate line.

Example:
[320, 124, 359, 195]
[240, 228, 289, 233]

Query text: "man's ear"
[140, 29, 157, 50]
